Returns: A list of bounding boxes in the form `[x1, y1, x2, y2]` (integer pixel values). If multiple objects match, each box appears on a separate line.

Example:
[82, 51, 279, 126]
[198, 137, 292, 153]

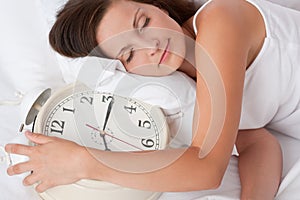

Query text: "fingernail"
[25, 131, 33, 136]
[7, 167, 13, 176]
[4, 144, 11, 152]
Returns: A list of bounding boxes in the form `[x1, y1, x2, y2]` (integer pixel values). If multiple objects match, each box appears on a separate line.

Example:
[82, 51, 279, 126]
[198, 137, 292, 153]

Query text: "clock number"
[50, 120, 65, 135]
[124, 105, 137, 114]
[102, 95, 113, 103]
[138, 120, 151, 129]
[63, 107, 75, 113]
[141, 139, 154, 148]
[80, 96, 93, 105]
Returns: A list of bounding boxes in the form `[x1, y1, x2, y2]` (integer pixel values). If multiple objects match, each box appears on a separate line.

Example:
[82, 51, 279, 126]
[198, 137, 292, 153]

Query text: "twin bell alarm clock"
[22, 82, 170, 200]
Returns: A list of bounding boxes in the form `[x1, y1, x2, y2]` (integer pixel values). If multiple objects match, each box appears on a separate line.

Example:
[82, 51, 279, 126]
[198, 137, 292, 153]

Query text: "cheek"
[124, 50, 184, 76]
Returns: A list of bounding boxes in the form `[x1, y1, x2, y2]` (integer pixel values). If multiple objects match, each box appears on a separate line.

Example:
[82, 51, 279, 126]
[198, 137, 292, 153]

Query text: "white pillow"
[59, 57, 197, 148]
[36, 0, 68, 30]
[0, 0, 65, 97]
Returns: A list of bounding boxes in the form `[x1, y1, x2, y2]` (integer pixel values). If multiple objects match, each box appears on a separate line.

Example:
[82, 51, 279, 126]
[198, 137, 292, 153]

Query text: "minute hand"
[103, 98, 114, 131]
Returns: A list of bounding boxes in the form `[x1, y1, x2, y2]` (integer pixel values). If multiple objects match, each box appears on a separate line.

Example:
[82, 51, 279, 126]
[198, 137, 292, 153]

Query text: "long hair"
[49, 0, 197, 58]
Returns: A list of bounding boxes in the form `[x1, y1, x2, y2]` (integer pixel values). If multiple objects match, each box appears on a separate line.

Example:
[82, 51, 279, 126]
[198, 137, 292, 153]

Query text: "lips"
[159, 39, 170, 65]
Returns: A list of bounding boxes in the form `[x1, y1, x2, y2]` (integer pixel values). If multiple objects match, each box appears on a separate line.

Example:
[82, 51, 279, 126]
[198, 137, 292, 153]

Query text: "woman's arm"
[6, 0, 260, 193]
[191, 0, 254, 177]
[236, 128, 282, 200]
[6, 131, 222, 192]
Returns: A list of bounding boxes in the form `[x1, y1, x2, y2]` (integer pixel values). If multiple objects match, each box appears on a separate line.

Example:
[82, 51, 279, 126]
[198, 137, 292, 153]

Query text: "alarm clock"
[24, 82, 170, 200]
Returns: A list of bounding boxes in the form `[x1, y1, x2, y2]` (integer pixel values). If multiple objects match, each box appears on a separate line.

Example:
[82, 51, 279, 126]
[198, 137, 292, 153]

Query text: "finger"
[23, 172, 40, 186]
[25, 131, 53, 145]
[35, 181, 53, 193]
[7, 161, 33, 176]
[5, 144, 32, 156]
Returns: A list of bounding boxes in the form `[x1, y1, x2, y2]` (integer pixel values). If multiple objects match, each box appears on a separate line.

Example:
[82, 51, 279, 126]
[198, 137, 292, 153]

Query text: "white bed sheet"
[1, 0, 300, 199]
[1, 98, 300, 200]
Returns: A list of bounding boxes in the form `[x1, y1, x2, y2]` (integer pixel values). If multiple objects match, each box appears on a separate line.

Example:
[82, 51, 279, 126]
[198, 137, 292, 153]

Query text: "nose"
[148, 39, 160, 56]
[136, 38, 160, 56]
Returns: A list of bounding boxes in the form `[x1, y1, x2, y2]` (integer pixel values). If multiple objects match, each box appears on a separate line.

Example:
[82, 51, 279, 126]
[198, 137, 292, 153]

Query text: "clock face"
[34, 86, 169, 152]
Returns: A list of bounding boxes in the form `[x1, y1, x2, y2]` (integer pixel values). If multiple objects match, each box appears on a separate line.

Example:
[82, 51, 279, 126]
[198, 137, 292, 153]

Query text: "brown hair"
[49, 0, 197, 58]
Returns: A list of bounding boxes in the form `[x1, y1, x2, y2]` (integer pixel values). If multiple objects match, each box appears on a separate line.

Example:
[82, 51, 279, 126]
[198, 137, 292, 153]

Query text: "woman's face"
[96, 0, 186, 76]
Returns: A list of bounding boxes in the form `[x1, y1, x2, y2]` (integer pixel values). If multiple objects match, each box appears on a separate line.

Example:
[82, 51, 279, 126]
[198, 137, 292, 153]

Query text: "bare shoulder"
[195, 1, 243, 23]
[194, 0, 265, 67]
[195, 0, 263, 30]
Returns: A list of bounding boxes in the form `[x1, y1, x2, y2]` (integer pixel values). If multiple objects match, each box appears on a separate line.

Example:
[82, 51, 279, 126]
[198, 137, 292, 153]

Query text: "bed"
[1, 0, 300, 199]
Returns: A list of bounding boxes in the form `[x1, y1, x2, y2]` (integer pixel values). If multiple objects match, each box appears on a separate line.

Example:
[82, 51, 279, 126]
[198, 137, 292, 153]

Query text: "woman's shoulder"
[195, 0, 257, 33]
[194, 0, 265, 59]
[194, 0, 248, 44]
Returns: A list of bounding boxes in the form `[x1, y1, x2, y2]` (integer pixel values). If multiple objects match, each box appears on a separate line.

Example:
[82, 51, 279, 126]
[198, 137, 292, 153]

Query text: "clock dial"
[111, 97, 160, 139]
[34, 86, 169, 152]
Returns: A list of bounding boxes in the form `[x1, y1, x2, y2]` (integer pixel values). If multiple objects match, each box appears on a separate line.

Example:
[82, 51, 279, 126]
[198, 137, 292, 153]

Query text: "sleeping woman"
[6, 0, 300, 199]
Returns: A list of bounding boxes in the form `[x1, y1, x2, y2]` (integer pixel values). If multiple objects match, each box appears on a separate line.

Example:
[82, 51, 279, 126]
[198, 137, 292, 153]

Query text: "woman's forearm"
[82, 146, 224, 192]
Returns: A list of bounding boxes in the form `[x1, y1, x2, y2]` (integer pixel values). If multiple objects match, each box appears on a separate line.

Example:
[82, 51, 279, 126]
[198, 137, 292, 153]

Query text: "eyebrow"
[133, 8, 141, 28]
[115, 45, 130, 58]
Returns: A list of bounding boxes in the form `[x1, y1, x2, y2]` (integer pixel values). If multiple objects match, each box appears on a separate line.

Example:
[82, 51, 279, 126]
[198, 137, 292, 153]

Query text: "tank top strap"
[192, 0, 213, 35]
[246, 0, 271, 37]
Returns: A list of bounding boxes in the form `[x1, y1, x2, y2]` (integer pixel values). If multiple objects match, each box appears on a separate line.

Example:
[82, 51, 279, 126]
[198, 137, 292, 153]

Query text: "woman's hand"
[5, 131, 89, 193]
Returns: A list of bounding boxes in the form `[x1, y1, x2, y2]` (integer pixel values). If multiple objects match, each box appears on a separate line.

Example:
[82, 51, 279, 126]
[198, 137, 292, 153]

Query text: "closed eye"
[142, 17, 150, 28]
[138, 17, 151, 32]
[126, 48, 134, 64]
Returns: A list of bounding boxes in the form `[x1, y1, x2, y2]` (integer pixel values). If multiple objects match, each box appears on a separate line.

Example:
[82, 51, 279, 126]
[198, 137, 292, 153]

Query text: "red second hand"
[85, 123, 143, 151]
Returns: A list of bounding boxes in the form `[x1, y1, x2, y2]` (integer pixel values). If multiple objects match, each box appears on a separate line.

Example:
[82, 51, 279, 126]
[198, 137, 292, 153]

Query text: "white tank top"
[193, 0, 300, 138]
